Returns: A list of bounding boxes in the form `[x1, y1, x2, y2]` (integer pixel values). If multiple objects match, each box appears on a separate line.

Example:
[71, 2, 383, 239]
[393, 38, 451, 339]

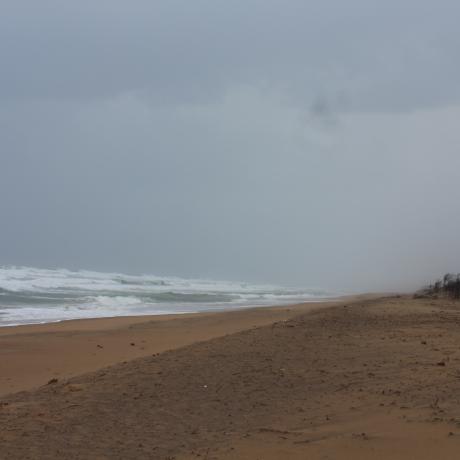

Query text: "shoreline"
[0, 296, 341, 330]
[0, 296, 361, 397]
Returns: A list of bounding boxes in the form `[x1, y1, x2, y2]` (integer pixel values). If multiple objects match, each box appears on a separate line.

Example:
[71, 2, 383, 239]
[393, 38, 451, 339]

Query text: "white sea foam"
[0, 266, 335, 326]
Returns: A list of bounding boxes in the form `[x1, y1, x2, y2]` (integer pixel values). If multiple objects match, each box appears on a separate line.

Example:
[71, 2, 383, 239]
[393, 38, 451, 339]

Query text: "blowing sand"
[2, 295, 460, 459]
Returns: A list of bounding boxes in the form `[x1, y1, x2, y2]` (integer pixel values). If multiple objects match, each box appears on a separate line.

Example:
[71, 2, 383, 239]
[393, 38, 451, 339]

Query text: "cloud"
[1, 0, 460, 291]
[1, 0, 460, 112]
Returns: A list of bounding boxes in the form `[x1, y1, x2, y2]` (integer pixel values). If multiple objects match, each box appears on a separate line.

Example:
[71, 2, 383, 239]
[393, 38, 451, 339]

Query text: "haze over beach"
[2, 1, 460, 294]
[2, 1, 460, 459]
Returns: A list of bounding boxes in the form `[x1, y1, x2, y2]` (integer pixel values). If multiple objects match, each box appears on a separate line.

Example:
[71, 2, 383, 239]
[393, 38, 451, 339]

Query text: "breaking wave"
[0, 266, 334, 326]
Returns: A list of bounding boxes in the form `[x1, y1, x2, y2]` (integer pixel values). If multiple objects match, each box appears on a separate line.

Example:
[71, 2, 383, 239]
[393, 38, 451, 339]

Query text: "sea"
[0, 266, 334, 326]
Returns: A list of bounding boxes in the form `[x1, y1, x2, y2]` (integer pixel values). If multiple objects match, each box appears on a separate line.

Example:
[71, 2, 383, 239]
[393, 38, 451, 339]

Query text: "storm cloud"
[1, 0, 460, 291]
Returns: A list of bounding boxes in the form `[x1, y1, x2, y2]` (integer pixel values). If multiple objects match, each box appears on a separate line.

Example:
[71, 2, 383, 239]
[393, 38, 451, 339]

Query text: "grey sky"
[1, 0, 460, 291]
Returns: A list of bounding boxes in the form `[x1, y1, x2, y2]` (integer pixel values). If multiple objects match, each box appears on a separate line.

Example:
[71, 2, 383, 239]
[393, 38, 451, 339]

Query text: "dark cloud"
[2, 0, 460, 111]
[1, 1, 460, 291]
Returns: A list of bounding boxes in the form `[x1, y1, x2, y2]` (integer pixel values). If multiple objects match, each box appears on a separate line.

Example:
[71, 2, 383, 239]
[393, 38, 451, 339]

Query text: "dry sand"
[2, 295, 460, 459]
[0, 300, 335, 396]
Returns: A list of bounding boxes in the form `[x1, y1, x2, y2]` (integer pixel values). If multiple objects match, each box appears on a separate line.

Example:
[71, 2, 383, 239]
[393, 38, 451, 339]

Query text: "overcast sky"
[1, 0, 460, 291]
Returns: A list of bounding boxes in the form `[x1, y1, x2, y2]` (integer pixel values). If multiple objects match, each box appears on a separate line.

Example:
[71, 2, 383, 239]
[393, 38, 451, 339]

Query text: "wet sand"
[2, 295, 460, 459]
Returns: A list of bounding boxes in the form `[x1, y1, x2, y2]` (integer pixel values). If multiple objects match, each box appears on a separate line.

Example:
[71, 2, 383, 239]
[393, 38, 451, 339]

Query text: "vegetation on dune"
[420, 274, 460, 300]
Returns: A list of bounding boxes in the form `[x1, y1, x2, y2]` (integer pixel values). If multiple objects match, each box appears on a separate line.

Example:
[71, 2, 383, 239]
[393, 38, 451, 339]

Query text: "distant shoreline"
[0, 296, 339, 329]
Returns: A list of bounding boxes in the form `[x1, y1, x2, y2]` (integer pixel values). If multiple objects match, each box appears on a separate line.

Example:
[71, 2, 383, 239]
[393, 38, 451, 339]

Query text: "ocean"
[0, 266, 334, 326]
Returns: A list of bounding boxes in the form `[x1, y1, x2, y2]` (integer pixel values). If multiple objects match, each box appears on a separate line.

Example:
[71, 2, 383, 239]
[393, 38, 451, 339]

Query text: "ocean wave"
[0, 266, 334, 326]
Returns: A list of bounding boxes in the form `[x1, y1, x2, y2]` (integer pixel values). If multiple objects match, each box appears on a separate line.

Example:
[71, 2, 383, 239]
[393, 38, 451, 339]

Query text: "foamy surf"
[0, 266, 334, 326]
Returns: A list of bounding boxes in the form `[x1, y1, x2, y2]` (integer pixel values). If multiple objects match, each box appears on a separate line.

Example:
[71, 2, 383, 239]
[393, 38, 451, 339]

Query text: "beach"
[2, 295, 460, 459]
[0, 300, 332, 396]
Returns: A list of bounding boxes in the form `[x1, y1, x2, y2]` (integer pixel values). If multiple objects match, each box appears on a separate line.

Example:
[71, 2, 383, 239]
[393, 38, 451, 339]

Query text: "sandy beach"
[0, 300, 335, 396]
[2, 295, 460, 459]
